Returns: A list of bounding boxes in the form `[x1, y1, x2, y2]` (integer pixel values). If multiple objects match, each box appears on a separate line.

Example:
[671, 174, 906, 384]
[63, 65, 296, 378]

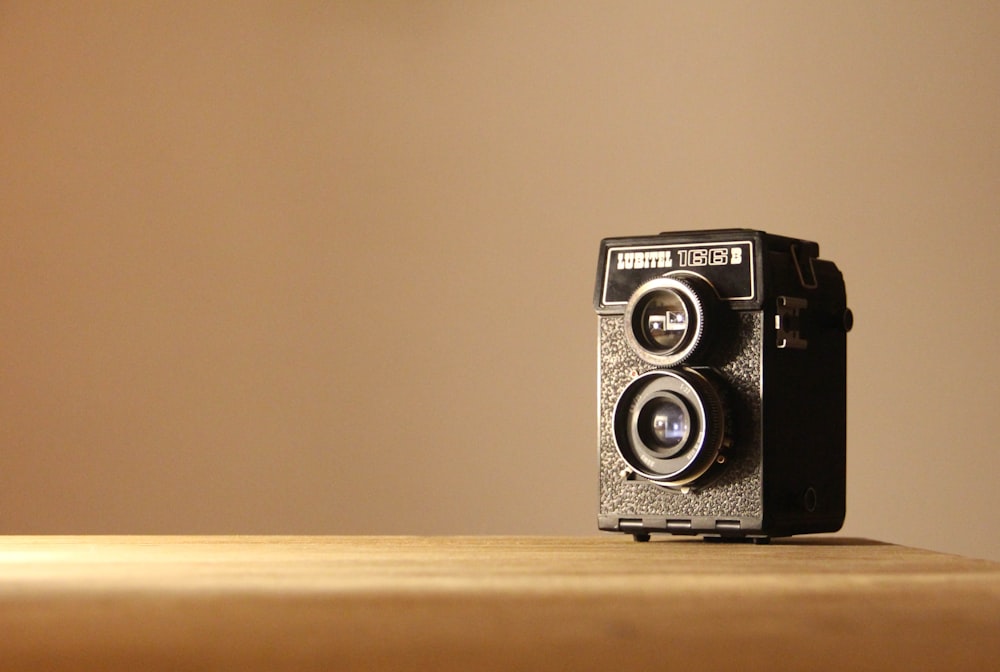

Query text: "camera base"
[703, 535, 771, 545]
[629, 533, 771, 544]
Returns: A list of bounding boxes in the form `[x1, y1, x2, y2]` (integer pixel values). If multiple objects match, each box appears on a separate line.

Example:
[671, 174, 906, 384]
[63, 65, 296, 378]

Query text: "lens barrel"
[612, 369, 726, 488]
[623, 274, 716, 366]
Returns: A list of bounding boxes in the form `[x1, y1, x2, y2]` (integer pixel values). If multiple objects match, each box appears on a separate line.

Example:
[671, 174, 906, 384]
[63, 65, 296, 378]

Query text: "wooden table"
[1, 536, 998, 671]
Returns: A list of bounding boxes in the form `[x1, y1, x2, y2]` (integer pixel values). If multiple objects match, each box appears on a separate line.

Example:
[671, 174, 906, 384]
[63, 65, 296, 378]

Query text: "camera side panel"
[759, 255, 849, 535]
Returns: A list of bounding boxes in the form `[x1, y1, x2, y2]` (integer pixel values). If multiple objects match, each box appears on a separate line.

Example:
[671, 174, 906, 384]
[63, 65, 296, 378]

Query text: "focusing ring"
[612, 368, 726, 488]
[623, 273, 717, 367]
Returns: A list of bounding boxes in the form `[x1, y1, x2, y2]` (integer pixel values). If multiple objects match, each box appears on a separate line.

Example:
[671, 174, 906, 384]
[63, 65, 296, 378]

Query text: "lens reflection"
[637, 394, 690, 453]
[638, 289, 687, 351]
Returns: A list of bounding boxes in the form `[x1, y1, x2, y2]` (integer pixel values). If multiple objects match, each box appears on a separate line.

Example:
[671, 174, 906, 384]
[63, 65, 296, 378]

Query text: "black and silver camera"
[594, 229, 852, 542]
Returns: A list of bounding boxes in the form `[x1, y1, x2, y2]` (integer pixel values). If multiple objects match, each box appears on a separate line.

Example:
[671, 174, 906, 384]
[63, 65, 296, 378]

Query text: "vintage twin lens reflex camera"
[594, 229, 853, 542]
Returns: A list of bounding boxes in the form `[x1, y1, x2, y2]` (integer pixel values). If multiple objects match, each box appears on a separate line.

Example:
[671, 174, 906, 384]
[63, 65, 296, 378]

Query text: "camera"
[594, 229, 852, 542]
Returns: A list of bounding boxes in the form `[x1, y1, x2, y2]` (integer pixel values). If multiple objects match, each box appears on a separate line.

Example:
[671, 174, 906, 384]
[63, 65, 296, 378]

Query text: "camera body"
[594, 229, 852, 542]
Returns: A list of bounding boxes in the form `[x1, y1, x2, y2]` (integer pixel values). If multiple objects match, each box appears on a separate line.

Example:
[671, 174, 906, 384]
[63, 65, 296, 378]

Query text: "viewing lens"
[638, 289, 688, 351]
[623, 276, 710, 367]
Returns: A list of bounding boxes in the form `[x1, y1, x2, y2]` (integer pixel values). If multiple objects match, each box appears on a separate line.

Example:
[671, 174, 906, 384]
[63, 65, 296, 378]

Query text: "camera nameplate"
[600, 239, 756, 308]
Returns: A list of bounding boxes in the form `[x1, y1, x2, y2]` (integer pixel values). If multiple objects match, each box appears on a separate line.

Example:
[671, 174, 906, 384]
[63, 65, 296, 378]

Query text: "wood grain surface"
[1, 536, 998, 671]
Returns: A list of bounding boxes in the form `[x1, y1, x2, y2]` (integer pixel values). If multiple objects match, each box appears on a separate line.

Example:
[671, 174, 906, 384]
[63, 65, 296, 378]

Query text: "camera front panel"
[597, 310, 765, 533]
[596, 231, 768, 537]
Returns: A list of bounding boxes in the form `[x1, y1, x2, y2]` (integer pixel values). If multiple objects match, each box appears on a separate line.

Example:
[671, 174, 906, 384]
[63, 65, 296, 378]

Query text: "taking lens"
[636, 393, 690, 455]
[612, 369, 726, 488]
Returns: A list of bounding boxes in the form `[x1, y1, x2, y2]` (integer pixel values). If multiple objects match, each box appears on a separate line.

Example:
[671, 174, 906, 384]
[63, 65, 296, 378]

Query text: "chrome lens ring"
[623, 275, 709, 367]
[612, 369, 726, 487]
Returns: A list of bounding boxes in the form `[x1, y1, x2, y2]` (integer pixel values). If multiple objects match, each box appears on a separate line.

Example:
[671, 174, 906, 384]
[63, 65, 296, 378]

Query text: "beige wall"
[2, 2, 998, 560]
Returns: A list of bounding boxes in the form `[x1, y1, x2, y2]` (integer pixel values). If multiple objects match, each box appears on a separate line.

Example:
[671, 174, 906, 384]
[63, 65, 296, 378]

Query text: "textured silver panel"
[597, 312, 764, 522]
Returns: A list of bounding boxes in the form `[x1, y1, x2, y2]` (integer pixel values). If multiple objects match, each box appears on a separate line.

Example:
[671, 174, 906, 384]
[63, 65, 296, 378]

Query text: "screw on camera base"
[619, 519, 653, 542]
